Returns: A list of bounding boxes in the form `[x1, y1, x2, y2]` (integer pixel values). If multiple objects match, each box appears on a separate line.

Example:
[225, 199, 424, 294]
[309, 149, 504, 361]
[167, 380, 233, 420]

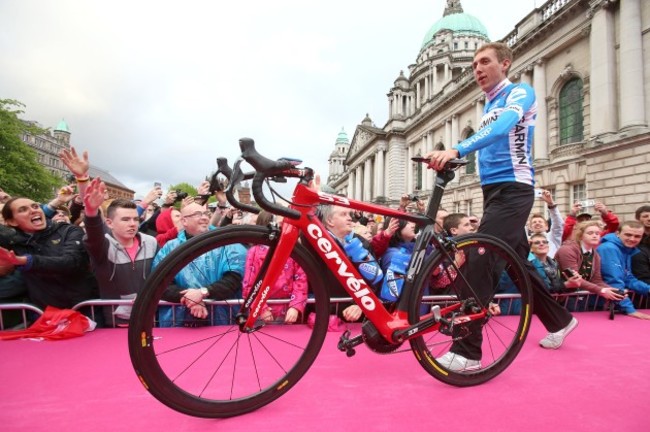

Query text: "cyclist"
[426, 42, 577, 371]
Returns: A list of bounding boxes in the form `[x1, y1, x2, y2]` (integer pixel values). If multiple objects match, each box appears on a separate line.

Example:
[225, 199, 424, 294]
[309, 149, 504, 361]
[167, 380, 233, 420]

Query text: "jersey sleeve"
[454, 84, 536, 157]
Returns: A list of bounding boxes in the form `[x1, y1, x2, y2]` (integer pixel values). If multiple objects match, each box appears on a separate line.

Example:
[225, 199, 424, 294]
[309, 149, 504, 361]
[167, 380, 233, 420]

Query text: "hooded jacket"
[598, 232, 650, 313]
[83, 214, 158, 305]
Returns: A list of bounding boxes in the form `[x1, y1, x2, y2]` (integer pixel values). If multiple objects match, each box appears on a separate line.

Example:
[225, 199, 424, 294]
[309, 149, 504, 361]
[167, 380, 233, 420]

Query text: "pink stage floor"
[1, 311, 648, 431]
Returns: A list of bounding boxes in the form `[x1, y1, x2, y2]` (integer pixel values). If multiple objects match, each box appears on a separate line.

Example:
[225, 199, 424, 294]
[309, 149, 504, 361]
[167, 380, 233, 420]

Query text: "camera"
[407, 194, 420, 202]
[66, 174, 76, 184]
[174, 190, 189, 202]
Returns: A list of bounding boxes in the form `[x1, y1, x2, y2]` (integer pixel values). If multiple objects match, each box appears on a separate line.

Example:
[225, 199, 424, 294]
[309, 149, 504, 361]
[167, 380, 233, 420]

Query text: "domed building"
[327, 0, 650, 221]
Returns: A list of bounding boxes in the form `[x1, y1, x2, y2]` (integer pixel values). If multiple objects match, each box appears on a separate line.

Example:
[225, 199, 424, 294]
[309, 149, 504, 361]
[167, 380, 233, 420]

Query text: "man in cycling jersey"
[426, 42, 577, 371]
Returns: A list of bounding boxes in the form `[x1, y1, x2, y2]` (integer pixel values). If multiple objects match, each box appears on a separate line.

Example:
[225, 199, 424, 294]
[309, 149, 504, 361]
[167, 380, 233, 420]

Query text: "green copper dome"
[55, 118, 70, 133]
[421, 13, 488, 49]
[335, 127, 349, 145]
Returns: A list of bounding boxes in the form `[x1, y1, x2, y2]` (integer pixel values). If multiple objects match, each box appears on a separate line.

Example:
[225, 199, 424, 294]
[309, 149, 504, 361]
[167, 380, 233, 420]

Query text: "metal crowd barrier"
[1, 291, 648, 331]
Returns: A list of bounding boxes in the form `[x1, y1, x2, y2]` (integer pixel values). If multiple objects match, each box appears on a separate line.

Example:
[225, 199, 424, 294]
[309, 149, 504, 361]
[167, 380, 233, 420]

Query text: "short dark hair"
[443, 213, 468, 233]
[618, 220, 643, 232]
[635, 205, 650, 220]
[106, 198, 137, 219]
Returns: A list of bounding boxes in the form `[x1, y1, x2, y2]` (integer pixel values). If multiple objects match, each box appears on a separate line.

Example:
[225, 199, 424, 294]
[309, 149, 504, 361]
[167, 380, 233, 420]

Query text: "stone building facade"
[327, 0, 649, 222]
[21, 119, 135, 200]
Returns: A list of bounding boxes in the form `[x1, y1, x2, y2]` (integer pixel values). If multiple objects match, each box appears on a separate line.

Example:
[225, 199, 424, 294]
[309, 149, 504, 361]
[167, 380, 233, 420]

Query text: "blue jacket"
[153, 227, 247, 326]
[153, 228, 247, 297]
[598, 233, 650, 313]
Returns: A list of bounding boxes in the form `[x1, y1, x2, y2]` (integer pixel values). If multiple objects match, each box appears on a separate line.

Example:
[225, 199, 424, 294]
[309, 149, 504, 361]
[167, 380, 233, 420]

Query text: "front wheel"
[407, 233, 532, 386]
[128, 225, 330, 418]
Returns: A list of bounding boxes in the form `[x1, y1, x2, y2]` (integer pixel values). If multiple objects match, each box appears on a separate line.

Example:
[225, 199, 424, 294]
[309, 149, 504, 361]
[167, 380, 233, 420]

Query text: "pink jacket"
[242, 245, 308, 317]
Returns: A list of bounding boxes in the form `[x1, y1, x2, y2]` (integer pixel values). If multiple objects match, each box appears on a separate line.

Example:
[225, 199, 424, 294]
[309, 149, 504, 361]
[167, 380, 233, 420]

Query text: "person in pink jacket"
[241, 210, 308, 323]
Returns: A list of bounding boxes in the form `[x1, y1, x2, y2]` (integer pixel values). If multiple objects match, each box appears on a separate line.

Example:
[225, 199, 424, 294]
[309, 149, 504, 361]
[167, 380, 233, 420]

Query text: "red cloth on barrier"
[0, 306, 94, 341]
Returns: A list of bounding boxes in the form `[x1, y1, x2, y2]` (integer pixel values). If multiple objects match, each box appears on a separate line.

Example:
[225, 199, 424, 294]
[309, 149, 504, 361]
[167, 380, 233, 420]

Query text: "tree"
[0, 99, 62, 202]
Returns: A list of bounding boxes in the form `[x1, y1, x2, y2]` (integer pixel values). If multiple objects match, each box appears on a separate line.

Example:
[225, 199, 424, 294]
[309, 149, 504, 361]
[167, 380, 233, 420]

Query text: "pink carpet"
[1, 311, 648, 431]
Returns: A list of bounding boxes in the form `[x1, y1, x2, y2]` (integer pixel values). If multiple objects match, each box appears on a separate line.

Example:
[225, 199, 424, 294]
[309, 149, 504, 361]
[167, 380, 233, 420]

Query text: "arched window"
[461, 127, 476, 174]
[559, 78, 584, 145]
[466, 152, 477, 174]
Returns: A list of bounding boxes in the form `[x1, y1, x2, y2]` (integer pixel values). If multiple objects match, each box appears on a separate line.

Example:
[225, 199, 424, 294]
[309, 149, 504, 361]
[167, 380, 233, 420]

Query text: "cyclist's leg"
[450, 183, 536, 359]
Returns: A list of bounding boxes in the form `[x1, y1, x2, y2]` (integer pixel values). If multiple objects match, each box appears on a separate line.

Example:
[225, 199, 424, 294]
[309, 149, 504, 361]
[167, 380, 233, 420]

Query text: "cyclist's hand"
[284, 307, 299, 323]
[425, 149, 460, 171]
[488, 302, 501, 316]
[342, 305, 362, 322]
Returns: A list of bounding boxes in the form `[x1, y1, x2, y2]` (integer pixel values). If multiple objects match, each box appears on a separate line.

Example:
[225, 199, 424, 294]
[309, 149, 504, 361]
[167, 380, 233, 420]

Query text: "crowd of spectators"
[1, 148, 649, 330]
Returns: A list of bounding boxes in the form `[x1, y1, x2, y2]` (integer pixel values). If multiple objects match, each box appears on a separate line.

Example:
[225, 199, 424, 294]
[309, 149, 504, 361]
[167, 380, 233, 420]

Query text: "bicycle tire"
[128, 225, 330, 418]
[407, 233, 532, 386]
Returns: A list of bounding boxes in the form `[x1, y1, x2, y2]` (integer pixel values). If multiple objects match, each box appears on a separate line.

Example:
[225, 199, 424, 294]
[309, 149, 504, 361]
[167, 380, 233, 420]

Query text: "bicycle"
[128, 138, 533, 418]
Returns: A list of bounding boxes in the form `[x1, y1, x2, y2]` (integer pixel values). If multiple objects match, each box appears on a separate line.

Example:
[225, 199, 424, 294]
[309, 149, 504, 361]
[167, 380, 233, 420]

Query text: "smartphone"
[154, 182, 161, 188]
[534, 189, 543, 198]
[562, 268, 576, 279]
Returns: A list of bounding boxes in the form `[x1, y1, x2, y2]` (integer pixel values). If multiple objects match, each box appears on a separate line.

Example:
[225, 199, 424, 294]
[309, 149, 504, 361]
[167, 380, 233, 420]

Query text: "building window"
[571, 183, 586, 206]
[559, 78, 584, 144]
[465, 151, 476, 174]
[453, 42, 458, 50]
[464, 41, 469, 49]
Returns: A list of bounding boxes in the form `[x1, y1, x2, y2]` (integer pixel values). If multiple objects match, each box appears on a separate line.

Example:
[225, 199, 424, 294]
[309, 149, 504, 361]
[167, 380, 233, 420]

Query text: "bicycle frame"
[240, 167, 485, 344]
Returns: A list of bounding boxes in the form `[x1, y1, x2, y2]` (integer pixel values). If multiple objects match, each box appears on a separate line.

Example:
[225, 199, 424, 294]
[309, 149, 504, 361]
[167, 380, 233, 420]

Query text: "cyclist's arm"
[454, 85, 535, 157]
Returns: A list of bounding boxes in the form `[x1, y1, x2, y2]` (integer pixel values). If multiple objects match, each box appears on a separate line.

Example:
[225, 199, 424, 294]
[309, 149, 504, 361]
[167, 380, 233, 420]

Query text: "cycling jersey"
[454, 78, 537, 186]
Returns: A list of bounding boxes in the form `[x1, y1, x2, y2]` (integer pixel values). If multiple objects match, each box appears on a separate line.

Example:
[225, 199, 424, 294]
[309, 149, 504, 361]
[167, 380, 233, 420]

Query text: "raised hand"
[83, 177, 107, 216]
[59, 146, 89, 177]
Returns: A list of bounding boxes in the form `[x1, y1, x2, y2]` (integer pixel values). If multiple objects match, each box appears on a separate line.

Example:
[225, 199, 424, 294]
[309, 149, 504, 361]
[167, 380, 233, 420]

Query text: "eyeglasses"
[531, 240, 549, 245]
[183, 211, 211, 219]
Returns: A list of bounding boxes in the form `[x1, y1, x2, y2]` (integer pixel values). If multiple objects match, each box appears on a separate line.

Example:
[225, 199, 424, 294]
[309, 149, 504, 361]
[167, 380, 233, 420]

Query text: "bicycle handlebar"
[239, 138, 304, 220]
[219, 157, 260, 214]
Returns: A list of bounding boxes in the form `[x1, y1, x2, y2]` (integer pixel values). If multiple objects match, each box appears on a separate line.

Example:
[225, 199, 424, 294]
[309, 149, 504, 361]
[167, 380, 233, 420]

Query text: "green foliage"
[0, 99, 63, 202]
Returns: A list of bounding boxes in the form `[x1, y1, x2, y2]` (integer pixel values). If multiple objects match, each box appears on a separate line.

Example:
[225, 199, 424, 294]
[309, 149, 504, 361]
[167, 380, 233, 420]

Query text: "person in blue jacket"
[598, 220, 650, 320]
[153, 202, 246, 326]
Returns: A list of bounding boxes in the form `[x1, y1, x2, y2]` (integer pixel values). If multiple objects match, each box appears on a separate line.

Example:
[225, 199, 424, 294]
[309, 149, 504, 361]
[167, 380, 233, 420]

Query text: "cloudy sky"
[0, 0, 538, 197]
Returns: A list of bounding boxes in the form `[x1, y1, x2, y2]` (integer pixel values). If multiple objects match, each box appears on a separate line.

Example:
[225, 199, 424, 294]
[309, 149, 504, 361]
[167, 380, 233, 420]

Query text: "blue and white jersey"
[454, 78, 537, 186]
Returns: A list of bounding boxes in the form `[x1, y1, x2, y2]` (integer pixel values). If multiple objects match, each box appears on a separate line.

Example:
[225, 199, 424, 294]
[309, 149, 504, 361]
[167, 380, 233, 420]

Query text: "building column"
[475, 98, 484, 127]
[451, 115, 459, 146]
[355, 165, 363, 201]
[416, 82, 421, 109]
[376, 146, 385, 198]
[589, 3, 617, 137]
[445, 119, 452, 147]
[348, 169, 355, 199]
[533, 60, 549, 161]
[426, 132, 434, 190]
[406, 144, 413, 194]
[619, 0, 647, 130]
[364, 158, 372, 201]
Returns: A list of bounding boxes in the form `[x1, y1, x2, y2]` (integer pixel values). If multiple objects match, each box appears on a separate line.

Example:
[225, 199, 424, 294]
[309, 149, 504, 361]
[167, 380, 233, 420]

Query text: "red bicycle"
[128, 138, 532, 417]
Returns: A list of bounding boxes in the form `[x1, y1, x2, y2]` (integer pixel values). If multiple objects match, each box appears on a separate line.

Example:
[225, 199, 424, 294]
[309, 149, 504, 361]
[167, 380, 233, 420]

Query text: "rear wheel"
[128, 225, 329, 418]
[407, 233, 532, 386]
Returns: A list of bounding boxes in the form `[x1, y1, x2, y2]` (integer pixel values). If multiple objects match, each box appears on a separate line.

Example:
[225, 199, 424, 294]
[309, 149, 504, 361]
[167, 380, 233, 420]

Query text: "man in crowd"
[153, 202, 246, 326]
[599, 220, 650, 320]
